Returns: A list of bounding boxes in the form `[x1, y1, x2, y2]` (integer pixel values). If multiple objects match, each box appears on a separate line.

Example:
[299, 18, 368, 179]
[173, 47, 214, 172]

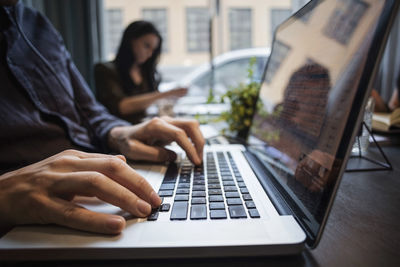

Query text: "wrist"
[108, 126, 126, 152]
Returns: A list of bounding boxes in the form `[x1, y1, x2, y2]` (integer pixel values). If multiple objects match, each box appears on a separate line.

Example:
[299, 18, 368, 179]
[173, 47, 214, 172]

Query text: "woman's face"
[131, 33, 160, 65]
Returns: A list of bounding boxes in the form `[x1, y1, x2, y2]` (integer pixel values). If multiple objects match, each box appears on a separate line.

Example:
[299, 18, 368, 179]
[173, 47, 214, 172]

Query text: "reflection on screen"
[248, 0, 384, 229]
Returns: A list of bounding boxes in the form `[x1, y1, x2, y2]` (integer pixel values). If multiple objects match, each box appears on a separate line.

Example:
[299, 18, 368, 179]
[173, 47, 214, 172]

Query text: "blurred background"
[21, 0, 400, 104]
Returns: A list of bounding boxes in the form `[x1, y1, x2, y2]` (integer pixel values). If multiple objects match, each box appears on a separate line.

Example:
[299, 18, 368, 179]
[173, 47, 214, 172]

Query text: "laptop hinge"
[242, 150, 292, 216]
[243, 150, 317, 242]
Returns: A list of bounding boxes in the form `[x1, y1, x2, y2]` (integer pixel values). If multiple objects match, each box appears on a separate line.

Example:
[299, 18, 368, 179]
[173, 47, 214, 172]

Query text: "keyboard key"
[176, 188, 190, 195]
[190, 205, 207, 220]
[210, 210, 227, 219]
[225, 192, 240, 198]
[192, 191, 206, 197]
[248, 208, 260, 218]
[160, 184, 175, 190]
[209, 202, 225, 210]
[209, 195, 224, 202]
[208, 189, 223, 195]
[175, 195, 189, 201]
[227, 198, 242, 206]
[242, 194, 253, 201]
[208, 184, 221, 190]
[208, 179, 220, 184]
[237, 182, 246, 188]
[191, 197, 206, 204]
[224, 186, 238, 192]
[160, 203, 171, 212]
[229, 205, 247, 219]
[179, 177, 190, 183]
[148, 211, 159, 221]
[159, 190, 174, 197]
[177, 183, 190, 188]
[163, 163, 179, 184]
[223, 181, 235, 186]
[240, 187, 249, 194]
[170, 202, 188, 220]
[192, 185, 206, 191]
[245, 201, 256, 209]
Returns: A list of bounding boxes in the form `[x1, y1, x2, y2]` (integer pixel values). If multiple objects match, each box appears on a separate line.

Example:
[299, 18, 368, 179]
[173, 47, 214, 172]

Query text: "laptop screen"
[247, 0, 395, 245]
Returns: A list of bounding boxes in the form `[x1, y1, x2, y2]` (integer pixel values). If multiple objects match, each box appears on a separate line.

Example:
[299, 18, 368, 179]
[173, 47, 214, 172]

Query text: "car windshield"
[188, 56, 268, 98]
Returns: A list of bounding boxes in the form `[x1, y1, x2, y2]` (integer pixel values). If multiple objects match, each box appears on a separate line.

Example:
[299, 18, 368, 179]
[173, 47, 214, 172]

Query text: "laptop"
[0, 0, 398, 260]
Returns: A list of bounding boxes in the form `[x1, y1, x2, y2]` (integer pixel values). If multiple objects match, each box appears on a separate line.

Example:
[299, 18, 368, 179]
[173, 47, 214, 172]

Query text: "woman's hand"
[164, 87, 188, 99]
[0, 150, 161, 235]
[108, 116, 204, 165]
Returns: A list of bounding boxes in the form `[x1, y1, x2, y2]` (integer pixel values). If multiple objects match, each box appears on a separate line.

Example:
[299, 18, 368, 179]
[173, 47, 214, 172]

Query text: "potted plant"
[218, 57, 261, 139]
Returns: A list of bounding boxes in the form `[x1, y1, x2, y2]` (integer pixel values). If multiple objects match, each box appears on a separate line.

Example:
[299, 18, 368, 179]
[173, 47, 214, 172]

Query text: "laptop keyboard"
[148, 151, 260, 221]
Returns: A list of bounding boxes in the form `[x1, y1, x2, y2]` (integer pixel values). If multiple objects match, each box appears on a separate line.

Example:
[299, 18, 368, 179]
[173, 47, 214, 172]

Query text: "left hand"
[108, 117, 204, 165]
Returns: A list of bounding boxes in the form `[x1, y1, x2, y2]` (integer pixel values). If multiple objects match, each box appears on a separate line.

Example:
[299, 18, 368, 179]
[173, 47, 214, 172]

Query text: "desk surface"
[3, 145, 400, 267]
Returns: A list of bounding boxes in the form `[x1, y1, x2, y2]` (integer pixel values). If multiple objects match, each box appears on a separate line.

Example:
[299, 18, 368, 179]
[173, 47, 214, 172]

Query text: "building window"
[142, 8, 169, 52]
[323, 0, 369, 45]
[270, 8, 291, 39]
[106, 8, 123, 58]
[265, 40, 290, 84]
[229, 8, 252, 50]
[186, 8, 210, 53]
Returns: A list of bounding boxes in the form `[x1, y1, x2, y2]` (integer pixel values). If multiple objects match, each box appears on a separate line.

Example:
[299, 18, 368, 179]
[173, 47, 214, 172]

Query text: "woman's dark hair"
[114, 20, 162, 95]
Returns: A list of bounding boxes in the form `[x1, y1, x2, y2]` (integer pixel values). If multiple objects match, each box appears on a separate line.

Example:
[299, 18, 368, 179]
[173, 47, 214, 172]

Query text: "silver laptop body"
[0, 0, 397, 260]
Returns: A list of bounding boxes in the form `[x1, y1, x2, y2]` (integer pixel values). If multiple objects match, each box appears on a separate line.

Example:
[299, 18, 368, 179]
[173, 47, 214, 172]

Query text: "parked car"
[159, 47, 270, 104]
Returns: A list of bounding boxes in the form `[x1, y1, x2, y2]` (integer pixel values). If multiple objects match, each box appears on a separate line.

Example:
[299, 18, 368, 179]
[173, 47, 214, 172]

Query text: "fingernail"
[150, 191, 162, 207]
[137, 199, 151, 215]
[106, 217, 124, 232]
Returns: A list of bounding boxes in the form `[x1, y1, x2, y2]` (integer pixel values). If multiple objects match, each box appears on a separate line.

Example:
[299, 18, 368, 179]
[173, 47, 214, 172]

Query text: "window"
[186, 8, 210, 52]
[323, 0, 369, 45]
[106, 9, 123, 58]
[265, 40, 290, 84]
[270, 8, 291, 39]
[229, 8, 252, 50]
[101, 1, 301, 88]
[142, 8, 169, 52]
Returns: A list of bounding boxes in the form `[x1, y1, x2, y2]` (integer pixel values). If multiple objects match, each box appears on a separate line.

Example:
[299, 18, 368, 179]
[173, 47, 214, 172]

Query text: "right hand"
[108, 116, 204, 166]
[0, 150, 161, 235]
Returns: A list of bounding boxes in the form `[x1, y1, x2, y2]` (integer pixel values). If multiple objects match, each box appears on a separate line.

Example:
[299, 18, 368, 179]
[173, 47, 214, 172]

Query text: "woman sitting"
[95, 20, 187, 124]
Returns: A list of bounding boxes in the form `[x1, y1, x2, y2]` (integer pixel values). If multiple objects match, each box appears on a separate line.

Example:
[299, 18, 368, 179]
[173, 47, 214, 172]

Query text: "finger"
[43, 197, 126, 234]
[67, 150, 127, 162]
[49, 152, 127, 174]
[61, 158, 161, 208]
[173, 121, 204, 162]
[125, 140, 177, 163]
[53, 171, 154, 217]
[162, 118, 204, 163]
[153, 122, 201, 165]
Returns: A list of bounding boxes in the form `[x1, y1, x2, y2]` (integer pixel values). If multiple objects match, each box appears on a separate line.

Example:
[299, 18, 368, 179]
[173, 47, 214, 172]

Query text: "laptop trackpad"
[132, 220, 271, 246]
